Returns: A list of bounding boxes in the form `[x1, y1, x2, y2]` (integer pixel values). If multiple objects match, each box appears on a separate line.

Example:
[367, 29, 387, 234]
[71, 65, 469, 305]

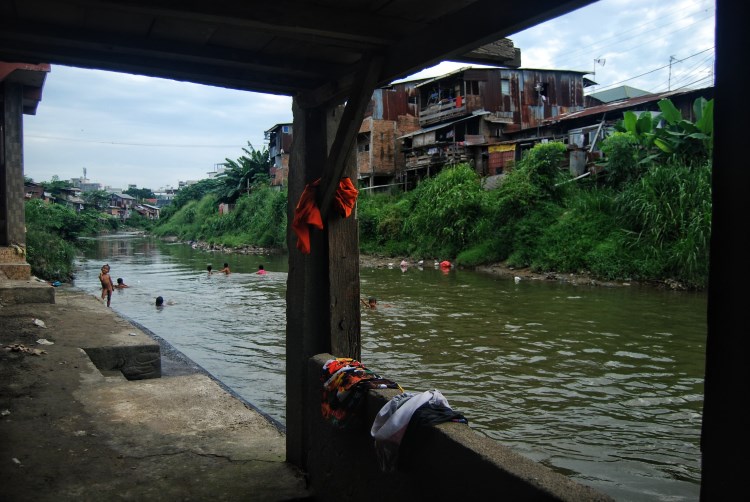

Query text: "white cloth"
[372, 390, 443, 442]
[370, 390, 451, 471]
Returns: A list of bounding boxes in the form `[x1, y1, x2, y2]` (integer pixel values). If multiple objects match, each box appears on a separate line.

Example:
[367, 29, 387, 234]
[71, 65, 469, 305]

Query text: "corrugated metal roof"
[543, 86, 712, 125]
[587, 85, 652, 103]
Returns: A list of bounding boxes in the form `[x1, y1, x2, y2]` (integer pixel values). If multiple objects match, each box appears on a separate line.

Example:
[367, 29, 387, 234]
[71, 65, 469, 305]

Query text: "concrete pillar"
[1, 81, 26, 247]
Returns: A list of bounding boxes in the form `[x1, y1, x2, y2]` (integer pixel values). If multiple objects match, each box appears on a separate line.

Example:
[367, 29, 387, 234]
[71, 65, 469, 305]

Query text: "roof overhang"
[0, 0, 597, 109]
[0, 61, 50, 114]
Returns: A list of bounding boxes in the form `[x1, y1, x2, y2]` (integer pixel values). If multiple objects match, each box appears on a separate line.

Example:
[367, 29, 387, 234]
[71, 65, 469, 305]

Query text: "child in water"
[257, 264, 267, 275]
[361, 296, 392, 309]
[155, 296, 175, 307]
[219, 263, 231, 274]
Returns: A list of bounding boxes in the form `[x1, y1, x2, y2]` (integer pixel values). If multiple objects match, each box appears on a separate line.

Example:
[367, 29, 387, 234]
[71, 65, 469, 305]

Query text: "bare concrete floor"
[1, 285, 311, 501]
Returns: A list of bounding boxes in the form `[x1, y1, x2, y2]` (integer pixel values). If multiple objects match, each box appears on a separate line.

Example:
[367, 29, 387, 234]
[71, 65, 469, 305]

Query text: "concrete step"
[0, 245, 27, 261]
[0, 276, 55, 305]
[0, 261, 31, 280]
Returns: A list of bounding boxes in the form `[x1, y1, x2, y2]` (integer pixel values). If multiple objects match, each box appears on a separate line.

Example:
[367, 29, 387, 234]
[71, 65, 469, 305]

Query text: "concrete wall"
[305, 353, 613, 501]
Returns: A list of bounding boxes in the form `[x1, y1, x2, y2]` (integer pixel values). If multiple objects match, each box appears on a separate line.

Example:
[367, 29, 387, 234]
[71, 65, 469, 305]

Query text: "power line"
[547, 1, 714, 71]
[588, 47, 714, 94]
[25, 134, 266, 148]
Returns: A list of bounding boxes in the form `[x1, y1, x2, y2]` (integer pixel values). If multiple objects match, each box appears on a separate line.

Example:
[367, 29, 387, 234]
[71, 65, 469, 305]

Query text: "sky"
[22, 0, 715, 192]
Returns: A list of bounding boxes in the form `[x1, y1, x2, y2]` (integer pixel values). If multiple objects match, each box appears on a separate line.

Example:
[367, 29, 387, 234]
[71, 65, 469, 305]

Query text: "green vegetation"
[152, 143, 285, 249]
[24, 199, 114, 281]
[360, 98, 713, 289]
[23, 98, 711, 289]
[152, 186, 287, 249]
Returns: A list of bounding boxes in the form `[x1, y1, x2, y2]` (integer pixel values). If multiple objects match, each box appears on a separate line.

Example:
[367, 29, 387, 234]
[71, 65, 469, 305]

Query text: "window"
[466, 80, 480, 95]
[500, 79, 510, 95]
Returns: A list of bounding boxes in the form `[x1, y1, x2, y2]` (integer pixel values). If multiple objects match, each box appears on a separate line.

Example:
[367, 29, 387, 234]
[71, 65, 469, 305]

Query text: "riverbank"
[157, 235, 691, 290]
[0, 285, 310, 501]
[357, 254, 686, 290]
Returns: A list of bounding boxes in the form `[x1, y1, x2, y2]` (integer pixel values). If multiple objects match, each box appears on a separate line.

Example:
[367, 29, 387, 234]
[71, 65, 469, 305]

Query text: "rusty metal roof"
[0, 0, 596, 108]
[543, 86, 714, 125]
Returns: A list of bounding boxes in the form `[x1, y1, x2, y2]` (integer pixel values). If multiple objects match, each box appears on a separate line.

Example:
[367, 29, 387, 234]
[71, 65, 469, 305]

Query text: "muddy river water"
[74, 234, 706, 501]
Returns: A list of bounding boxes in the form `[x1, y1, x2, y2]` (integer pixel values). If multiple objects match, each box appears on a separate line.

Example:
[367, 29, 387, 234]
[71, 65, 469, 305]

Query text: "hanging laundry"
[321, 357, 402, 428]
[291, 177, 359, 254]
[370, 389, 467, 472]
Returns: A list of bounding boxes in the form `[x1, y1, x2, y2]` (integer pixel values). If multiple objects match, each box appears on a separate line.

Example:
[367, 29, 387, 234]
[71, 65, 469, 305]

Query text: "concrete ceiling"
[0, 0, 596, 108]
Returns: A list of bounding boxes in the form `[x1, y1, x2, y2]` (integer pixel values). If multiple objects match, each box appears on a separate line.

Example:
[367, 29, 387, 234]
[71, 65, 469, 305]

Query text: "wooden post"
[286, 56, 379, 470]
[285, 100, 330, 467]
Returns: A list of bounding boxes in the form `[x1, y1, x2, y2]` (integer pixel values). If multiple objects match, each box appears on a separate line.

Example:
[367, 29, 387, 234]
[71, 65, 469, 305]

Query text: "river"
[73, 233, 705, 501]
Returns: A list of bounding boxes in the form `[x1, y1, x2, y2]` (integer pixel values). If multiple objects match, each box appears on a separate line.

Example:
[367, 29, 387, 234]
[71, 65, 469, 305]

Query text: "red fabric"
[291, 179, 323, 254]
[292, 177, 359, 254]
[334, 177, 359, 218]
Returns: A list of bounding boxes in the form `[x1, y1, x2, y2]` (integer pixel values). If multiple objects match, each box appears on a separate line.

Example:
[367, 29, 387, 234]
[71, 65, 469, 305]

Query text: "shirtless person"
[219, 263, 231, 275]
[99, 265, 114, 307]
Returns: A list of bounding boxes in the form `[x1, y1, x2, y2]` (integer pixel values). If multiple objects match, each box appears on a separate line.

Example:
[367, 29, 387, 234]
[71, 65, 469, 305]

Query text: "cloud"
[25, 66, 293, 190]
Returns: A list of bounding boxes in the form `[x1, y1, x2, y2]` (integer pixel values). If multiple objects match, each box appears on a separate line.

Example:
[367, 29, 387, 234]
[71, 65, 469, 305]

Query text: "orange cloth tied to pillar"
[292, 177, 359, 254]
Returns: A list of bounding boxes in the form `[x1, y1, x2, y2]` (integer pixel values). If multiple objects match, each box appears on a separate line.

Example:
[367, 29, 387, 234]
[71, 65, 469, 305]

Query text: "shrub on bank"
[24, 200, 112, 281]
[359, 140, 711, 289]
[152, 186, 288, 250]
[25, 228, 77, 281]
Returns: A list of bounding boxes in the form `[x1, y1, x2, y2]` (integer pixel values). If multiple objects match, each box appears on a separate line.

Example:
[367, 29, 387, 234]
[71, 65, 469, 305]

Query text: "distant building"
[109, 193, 135, 219]
[207, 163, 227, 179]
[357, 81, 421, 192]
[135, 203, 160, 219]
[265, 123, 293, 189]
[70, 176, 103, 192]
[24, 182, 45, 200]
[57, 187, 85, 212]
[153, 189, 176, 208]
[585, 85, 652, 107]
[178, 180, 200, 189]
[541, 85, 714, 176]
[399, 66, 590, 186]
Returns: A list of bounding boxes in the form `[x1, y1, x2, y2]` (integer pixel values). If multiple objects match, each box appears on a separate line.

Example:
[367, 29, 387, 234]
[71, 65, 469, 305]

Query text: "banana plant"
[614, 97, 713, 167]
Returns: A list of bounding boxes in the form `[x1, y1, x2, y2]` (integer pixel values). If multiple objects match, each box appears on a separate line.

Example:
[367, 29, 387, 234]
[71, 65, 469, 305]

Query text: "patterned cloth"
[321, 357, 402, 428]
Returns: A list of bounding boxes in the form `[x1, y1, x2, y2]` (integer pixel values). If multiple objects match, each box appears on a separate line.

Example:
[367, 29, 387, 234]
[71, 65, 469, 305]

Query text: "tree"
[83, 189, 112, 210]
[613, 97, 714, 168]
[124, 187, 155, 202]
[41, 175, 73, 198]
[217, 142, 271, 203]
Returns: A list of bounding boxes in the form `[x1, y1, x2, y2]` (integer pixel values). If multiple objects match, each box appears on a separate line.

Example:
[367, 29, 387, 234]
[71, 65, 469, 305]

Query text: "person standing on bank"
[99, 264, 114, 307]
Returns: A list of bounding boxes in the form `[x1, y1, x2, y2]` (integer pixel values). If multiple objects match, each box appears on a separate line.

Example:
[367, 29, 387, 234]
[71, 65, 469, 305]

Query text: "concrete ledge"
[306, 353, 613, 501]
[0, 276, 55, 304]
[83, 344, 161, 380]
